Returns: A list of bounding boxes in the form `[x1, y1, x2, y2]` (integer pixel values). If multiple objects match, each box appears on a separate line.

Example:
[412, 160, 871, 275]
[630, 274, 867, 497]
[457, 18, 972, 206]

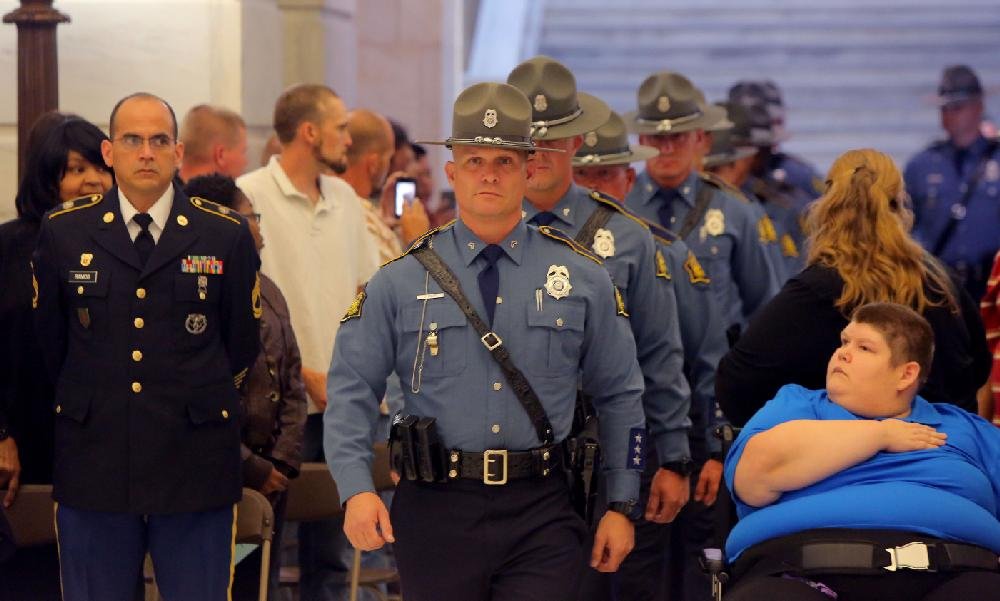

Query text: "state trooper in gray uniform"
[324, 82, 646, 601]
[574, 110, 732, 601]
[624, 71, 781, 340]
[507, 57, 692, 528]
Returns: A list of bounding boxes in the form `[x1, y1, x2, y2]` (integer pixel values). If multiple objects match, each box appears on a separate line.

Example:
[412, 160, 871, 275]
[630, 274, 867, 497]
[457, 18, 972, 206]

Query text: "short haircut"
[346, 109, 392, 164]
[109, 92, 178, 139]
[273, 84, 339, 144]
[184, 173, 240, 210]
[851, 302, 935, 385]
[412, 143, 427, 160]
[16, 113, 111, 222]
[180, 105, 246, 163]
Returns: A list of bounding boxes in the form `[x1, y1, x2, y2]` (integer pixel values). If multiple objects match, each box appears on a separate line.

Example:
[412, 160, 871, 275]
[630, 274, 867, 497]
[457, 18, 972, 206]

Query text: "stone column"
[277, 0, 358, 103]
[3, 0, 69, 177]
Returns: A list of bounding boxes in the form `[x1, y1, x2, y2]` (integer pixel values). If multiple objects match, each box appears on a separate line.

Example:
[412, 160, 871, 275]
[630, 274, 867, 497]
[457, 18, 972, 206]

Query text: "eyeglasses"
[240, 212, 261, 224]
[116, 134, 174, 150]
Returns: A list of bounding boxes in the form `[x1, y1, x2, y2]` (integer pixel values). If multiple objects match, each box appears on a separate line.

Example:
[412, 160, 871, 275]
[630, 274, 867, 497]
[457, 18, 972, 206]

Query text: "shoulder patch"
[699, 172, 750, 203]
[190, 196, 241, 225]
[655, 249, 671, 280]
[684, 251, 711, 285]
[781, 233, 800, 258]
[614, 285, 629, 317]
[538, 225, 602, 265]
[380, 219, 456, 268]
[757, 215, 778, 244]
[341, 288, 366, 322]
[588, 190, 651, 230]
[252, 272, 263, 319]
[48, 193, 103, 219]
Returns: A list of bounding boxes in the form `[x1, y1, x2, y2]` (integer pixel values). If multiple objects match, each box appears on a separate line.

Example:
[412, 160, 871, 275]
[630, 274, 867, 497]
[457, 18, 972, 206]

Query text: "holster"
[389, 414, 449, 483]
[566, 393, 602, 525]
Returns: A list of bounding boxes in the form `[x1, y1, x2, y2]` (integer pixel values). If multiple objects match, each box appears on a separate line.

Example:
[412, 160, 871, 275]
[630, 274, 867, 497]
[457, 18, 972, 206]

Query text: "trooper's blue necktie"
[656, 188, 681, 231]
[529, 211, 558, 227]
[133, 213, 155, 267]
[477, 244, 504, 327]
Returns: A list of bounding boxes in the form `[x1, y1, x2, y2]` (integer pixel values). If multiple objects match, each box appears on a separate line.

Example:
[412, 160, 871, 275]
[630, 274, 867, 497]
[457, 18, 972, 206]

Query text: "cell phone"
[394, 178, 417, 218]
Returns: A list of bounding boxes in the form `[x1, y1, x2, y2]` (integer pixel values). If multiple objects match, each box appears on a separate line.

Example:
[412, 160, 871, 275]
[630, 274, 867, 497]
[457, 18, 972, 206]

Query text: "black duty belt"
[448, 444, 563, 485]
[795, 541, 998, 574]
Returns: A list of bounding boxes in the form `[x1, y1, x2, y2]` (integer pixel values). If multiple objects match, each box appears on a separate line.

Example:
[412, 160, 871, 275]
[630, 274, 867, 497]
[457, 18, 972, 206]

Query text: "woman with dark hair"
[716, 148, 990, 427]
[0, 112, 112, 597]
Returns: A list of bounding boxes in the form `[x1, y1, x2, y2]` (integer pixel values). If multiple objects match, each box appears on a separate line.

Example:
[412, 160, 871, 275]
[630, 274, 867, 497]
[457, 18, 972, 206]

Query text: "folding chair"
[281, 443, 399, 601]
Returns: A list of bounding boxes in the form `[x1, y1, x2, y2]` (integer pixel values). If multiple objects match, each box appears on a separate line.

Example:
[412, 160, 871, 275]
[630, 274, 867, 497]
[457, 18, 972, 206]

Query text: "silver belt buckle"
[483, 449, 508, 485]
[884, 542, 930, 571]
[481, 331, 503, 351]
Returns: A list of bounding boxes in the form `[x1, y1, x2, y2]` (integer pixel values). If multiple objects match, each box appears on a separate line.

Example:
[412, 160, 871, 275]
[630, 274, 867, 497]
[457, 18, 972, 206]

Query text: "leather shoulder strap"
[411, 246, 555, 445]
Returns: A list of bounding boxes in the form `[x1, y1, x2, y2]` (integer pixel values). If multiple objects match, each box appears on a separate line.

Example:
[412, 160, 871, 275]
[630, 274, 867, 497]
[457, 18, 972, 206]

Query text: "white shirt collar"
[266, 155, 336, 212]
[119, 185, 174, 242]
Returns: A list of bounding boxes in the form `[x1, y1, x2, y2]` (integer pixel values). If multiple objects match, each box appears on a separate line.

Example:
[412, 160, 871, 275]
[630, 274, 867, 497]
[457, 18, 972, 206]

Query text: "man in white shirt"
[237, 84, 377, 599]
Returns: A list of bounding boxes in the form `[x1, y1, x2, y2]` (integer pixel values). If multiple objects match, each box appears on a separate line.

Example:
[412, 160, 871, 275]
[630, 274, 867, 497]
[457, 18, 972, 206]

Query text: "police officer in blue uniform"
[624, 71, 782, 338]
[574, 110, 732, 600]
[507, 58, 693, 537]
[324, 82, 646, 601]
[905, 64, 1000, 301]
[32, 93, 261, 601]
[705, 100, 805, 280]
[729, 80, 825, 203]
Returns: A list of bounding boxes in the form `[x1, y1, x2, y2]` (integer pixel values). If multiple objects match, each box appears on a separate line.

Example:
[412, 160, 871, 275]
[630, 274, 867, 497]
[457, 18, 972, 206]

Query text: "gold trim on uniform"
[31, 261, 39, 309]
[614, 286, 629, 318]
[684, 251, 711, 284]
[251, 273, 263, 319]
[757, 215, 778, 244]
[341, 289, 366, 322]
[537, 225, 602, 264]
[655, 249, 671, 280]
[189, 196, 241, 225]
[588, 190, 651, 230]
[48, 193, 104, 219]
[781, 233, 800, 258]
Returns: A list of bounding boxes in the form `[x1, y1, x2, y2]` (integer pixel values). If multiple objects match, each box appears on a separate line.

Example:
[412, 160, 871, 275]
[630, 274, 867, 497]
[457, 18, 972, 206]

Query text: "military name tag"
[185, 313, 208, 334]
[181, 255, 224, 274]
[68, 270, 98, 284]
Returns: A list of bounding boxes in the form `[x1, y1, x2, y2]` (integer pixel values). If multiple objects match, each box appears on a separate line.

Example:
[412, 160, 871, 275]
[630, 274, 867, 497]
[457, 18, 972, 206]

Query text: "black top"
[716, 264, 990, 427]
[0, 217, 55, 484]
[32, 186, 260, 513]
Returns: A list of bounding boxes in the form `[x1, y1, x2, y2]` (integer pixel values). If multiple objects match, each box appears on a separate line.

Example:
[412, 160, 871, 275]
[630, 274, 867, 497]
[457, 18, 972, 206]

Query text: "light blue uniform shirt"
[646, 221, 730, 456]
[625, 171, 781, 329]
[523, 183, 690, 464]
[725, 384, 1000, 561]
[324, 218, 645, 504]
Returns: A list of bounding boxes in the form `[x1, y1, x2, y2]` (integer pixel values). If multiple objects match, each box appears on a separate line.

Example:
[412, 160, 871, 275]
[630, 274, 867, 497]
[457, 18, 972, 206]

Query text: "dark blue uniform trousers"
[56, 503, 236, 601]
[390, 472, 588, 601]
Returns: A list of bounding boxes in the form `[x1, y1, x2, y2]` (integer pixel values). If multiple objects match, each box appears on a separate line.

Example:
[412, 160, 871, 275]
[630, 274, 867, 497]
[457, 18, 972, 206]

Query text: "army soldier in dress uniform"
[729, 80, 825, 202]
[705, 100, 805, 281]
[574, 110, 732, 600]
[324, 82, 646, 601]
[508, 58, 692, 529]
[905, 65, 1000, 300]
[32, 93, 261, 601]
[624, 71, 781, 340]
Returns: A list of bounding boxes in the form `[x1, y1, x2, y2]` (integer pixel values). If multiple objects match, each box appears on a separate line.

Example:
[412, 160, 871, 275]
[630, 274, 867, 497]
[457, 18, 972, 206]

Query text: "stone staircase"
[533, 0, 1000, 173]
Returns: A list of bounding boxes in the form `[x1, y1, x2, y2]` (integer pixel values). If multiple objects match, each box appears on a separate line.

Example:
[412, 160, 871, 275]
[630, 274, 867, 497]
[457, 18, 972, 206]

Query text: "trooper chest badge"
[544, 265, 572, 299]
[700, 209, 725, 241]
[185, 313, 208, 335]
[592, 228, 616, 258]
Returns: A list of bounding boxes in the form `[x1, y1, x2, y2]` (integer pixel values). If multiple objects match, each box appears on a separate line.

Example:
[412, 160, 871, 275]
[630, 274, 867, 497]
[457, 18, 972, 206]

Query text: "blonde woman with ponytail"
[717, 149, 989, 426]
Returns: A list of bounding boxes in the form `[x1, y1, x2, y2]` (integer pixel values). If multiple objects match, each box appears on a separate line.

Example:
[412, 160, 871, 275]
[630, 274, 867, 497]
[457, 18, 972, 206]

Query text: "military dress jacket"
[325, 219, 646, 504]
[32, 185, 261, 514]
